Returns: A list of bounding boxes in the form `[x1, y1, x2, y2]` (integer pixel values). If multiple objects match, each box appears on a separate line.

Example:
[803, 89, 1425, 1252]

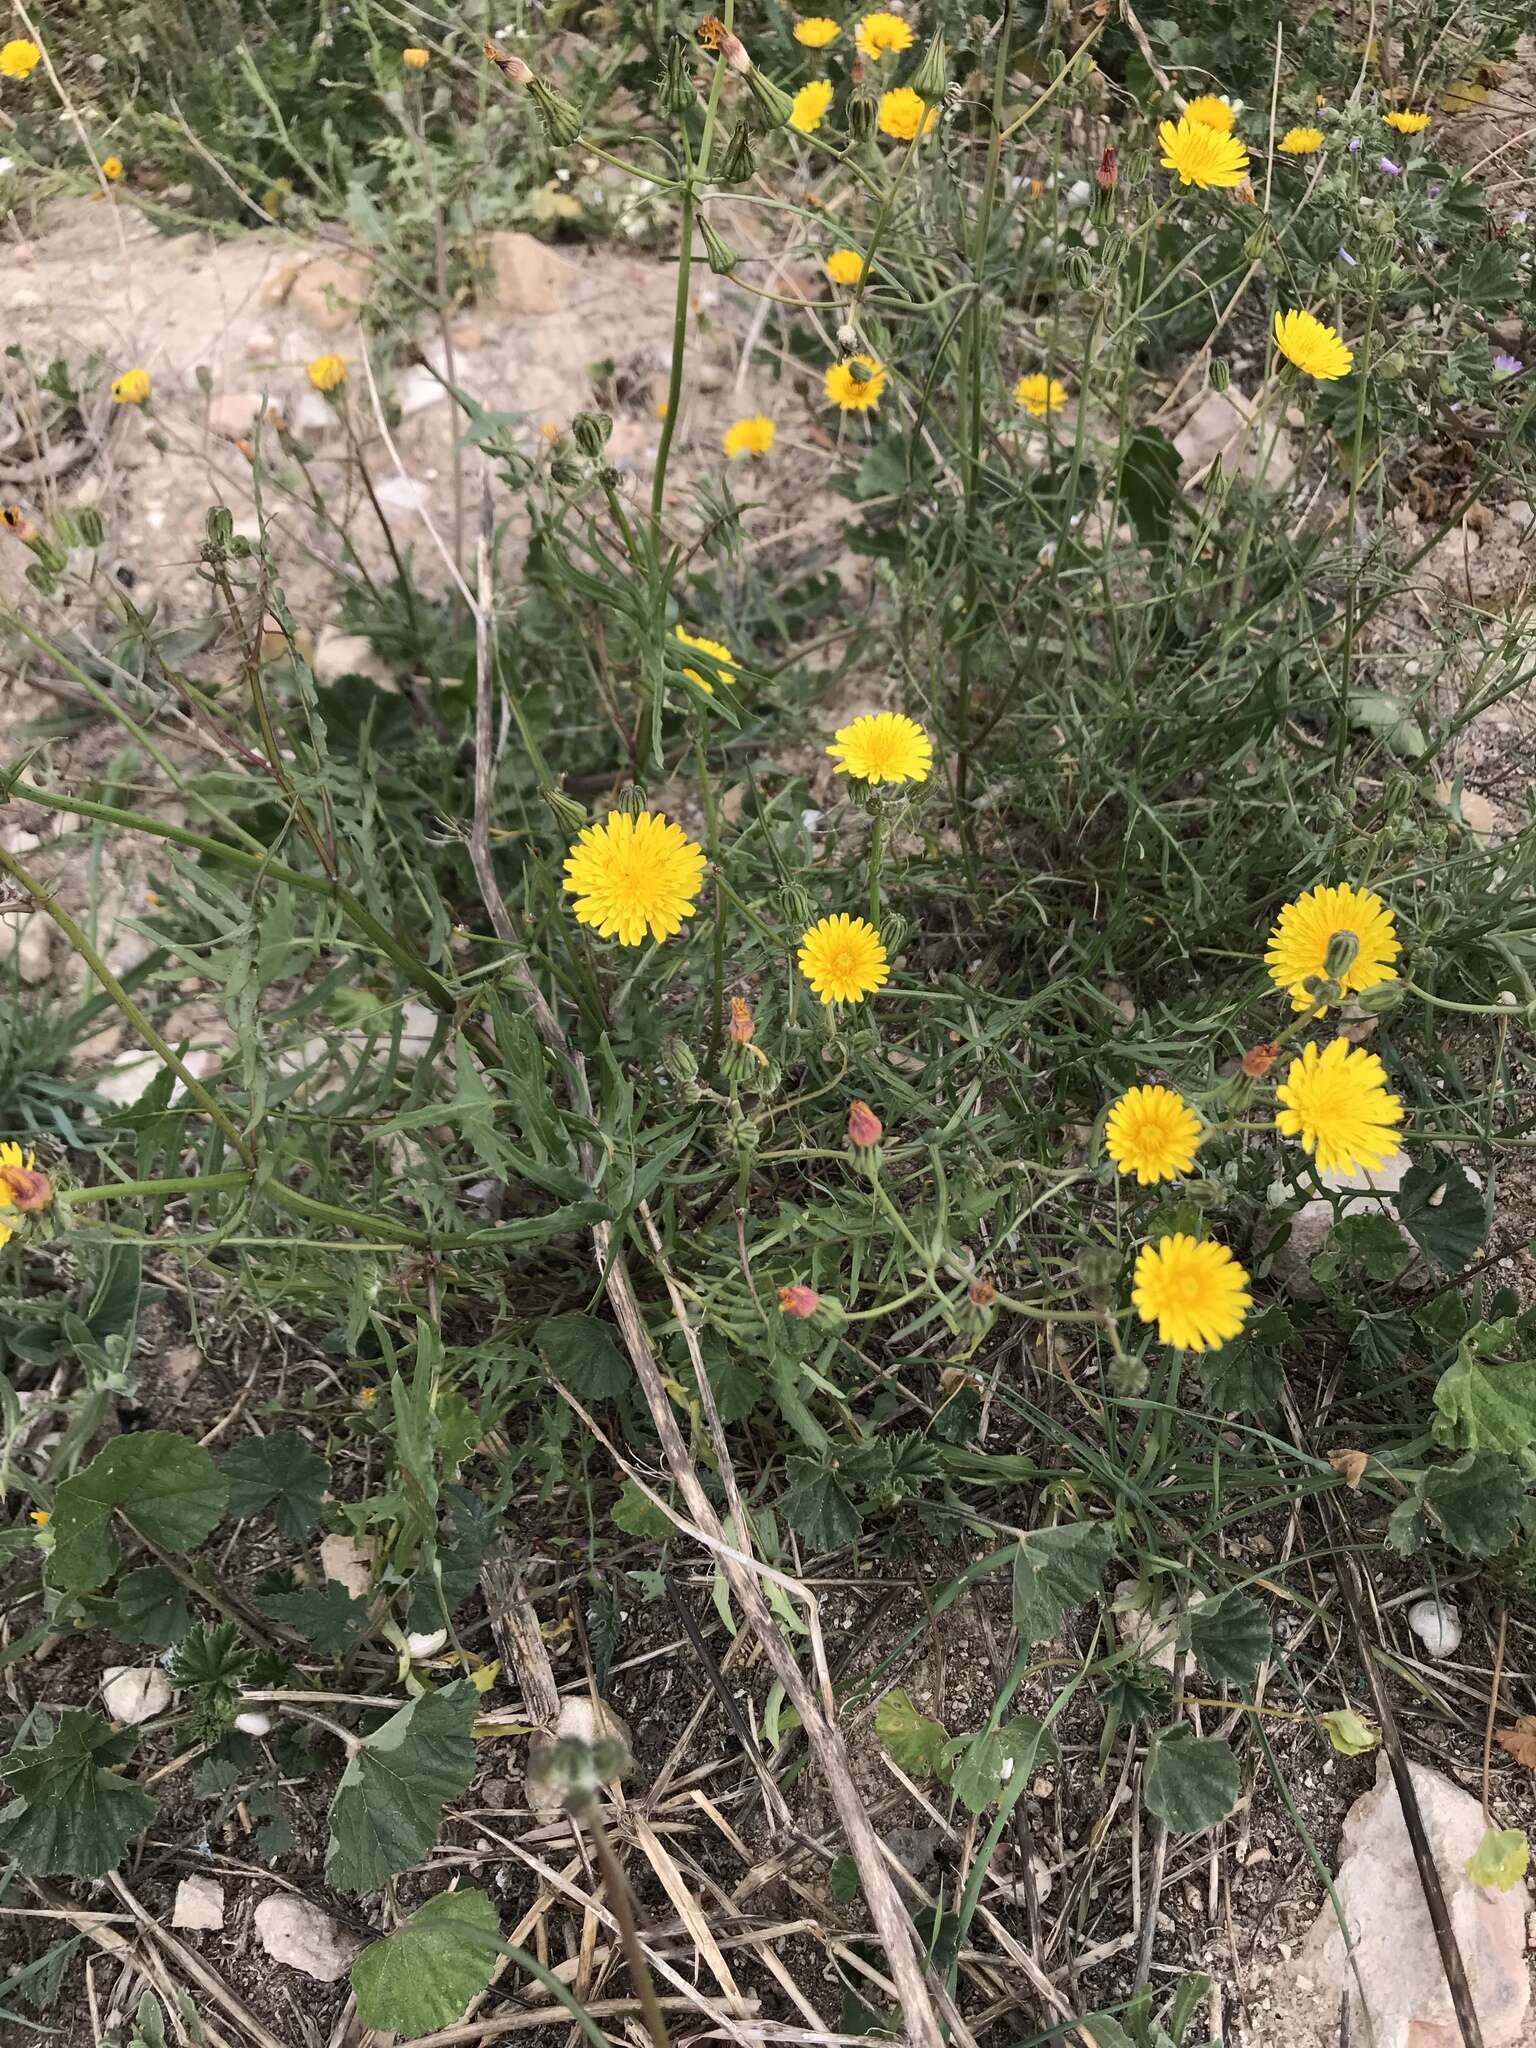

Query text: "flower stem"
[867, 806, 886, 925]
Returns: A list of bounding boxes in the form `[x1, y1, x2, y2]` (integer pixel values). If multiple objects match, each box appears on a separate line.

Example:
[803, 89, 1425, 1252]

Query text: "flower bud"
[846, 86, 879, 143]
[484, 41, 533, 87]
[77, 507, 106, 548]
[878, 909, 909, 959]
[698, 214, 738, 277]
[1324, 930, 1361, 979]
[571, 410, 612, 458]
[969, 1275, 997, 1309]
[1063, 248, 1093, 289]
[528, 75, 584, 145]
[1076, 1246, 1119, 1302]
[720, 120, 756, 183]
[615, 781, 648, 817]
[1353, 980, 1405, 1015]
[1, 505, 35, 543]
[541, 784, 588, 834]
[1209, 357, 1231, 392]
[660, 33, 696, 116]
[911, 31, 947, 102]
[663, 1035, 700, 1085]
[727, 997, 755, 1044]
[779, 1283, 819, 1319]
[778, 882, 814, 927]
[746, 65, 796, 130]
[846, 1098, 883, 1152]
[0, 1162, 52, 1211]
[1096, 145, 1118, 192]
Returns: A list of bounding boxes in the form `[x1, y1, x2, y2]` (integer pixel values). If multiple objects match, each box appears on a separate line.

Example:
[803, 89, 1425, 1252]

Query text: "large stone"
[1301, 1756, 1531, 2047]
[1173, 387, 1295, 489]
[477, 230, 574, 314]
[102, 1665, 172, 1725]
[253, 1894, 360, 1982]
[286, 254, 373, 333]
[1269, 1149, 1412, 1302]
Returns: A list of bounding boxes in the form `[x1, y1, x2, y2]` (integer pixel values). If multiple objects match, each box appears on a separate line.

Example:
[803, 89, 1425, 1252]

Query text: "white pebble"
[235, 1709, 274, 1736]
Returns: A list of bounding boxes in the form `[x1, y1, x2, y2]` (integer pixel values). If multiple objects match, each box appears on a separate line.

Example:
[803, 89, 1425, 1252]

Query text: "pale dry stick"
[1261, 22, 1284, 217]
[105, 1873, 289, 2048]
[1480, 1608, 1508, 1824]
[1119, 0, 1180, 106]
[732, 249, 797, 393]
[356, 338, 477, 612]
[401, 1998, 743, 2048]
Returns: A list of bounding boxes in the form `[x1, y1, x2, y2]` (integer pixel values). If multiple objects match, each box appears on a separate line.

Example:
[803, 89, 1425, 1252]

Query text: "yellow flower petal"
[1133, 1235, 1251, 1352]
[563, 811, 707, 947]
[1275, 1038, 1405, 1178]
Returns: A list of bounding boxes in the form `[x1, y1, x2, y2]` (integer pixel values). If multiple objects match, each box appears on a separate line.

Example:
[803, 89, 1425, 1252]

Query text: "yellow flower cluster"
[791, 80, 833, 133]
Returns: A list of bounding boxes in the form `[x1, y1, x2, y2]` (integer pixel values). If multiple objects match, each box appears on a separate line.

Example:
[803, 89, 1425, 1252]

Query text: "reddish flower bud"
[727, 997, 755, 1044]
[0, 1164, 52, 1212]
[969, 1275, 997, 1308]
[1241, 1041, 1278, 1079]
[1096, 145, 1117, 191]
[846, 1099, 883, 1149]
[778, 1283, 819, 1319]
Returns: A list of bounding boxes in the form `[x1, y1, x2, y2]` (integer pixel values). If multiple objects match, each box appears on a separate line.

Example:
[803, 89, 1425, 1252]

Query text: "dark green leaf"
[256, 1581, 371, 1656]
[1118, 426, 1182, 544]
[536, 1314, 628, 1401]
[101, 1566, 193, 1648]
[351, 1887, 501, 2037]
[828, 1854, 861, 1903]
[0, 1711, 157, 1876]
[946, 1719, 1052, 1816]
[223, 1433, 329, 1541]
[779, 1454, 863, 1553]
[1432, 1338, 1536, 1456]
[1316, 1213, 1411, 1287]
[1419, 1451, 1524, 1558]
[1012, 1522, 1115, 1646]
[1397, 1158, 1486, 1274]
[1195, 1305, 1291, 1414]
[1142, 1726, 1239, 1832]
[1184, 1589, 1271, 1687]
[325, 1683, 478, 1893]
[611, 1481, 670, 1540]
[48, 1433, 228, 1594]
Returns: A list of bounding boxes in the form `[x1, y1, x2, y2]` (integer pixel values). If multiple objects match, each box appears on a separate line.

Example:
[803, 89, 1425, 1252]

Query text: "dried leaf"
[1495, 1716, 1536, 1770]
[1328, 1449, 1368, 1489]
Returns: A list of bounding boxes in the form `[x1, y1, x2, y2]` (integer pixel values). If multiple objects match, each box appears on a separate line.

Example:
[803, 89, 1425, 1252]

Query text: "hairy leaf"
[224, 1433, 329, 1541]
[48, 1433, 227, 1594]
[325, 1683, 478, 1893]
[1319, 1707, 1378, 1756]
[1012, 1521, 1115, 1647]
[779, 1454, 863, 1553]
[1396, 1157, 1486, 1274]
[536, 1314, 628, 1401]
[1184, 1589, 1271, 1687]
[256, 1580, 371, 1656]
[1465, 1827, 1529, 1892]
[351, 1887, 501, 2037]
[1142, 1727, 1239, 1833]
[0, 1711, 157, 1877]
[873, 1688, 950, 1779]
[1431, 1339, 1536, 1458]
[946, 1719, 1052, 1817]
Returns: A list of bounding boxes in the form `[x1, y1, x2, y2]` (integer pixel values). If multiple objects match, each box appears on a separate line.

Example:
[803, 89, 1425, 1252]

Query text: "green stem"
[1335, 294, 1376, 775]
[866, 806, 886, 925]
[61, 1174, 252, 1205]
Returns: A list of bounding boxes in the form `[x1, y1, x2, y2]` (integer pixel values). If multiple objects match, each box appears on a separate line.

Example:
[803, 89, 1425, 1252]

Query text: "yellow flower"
[1384, 109, 1431, 134]
[1273, 309, 1353, 381]
[1133, 1235, 1251, 1352]
[798, 914, 889, 1004]
[1158, 115, 1250, 190]
[403, 45, 430, 68]
[1105, 1086, 1202, 1185]
[794, 16, 842, 45]
[111, 368, 151, 406]
[1279, 125, 1323, 154]
[824, 353, 886, 411]
[563, 811, 707, 946]
[29, 1509, 49, 1527]
[827, 711, 932, 785]
[308, 352, 348, 392]
[855, 10, 912, 59]
[878, 86, 936, 139]
[1184, 93, 1236, 133]
[1013, 372, 1068, 418]
[674, 625, 737, 693]
[1265, 881, 1399, 1010]
[825, 247, 866, 287]
[0, 38, 41, 79]
[100, 156, 123, 182]
[790, 79, 834, 133]
[723, 414, 775, 459]
[1275, 1038, 1405, 1177]
[357, 1386, 378, 1407]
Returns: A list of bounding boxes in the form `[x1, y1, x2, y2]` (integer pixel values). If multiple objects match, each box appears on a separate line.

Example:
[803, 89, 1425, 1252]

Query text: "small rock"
[3, 912, 51, 985]
[312, 627, 394, 689]
[253, 1894, 360, 1982]
[1113, 1579, 1206, 1676]
[395, 366, 446, 417]
[1173, 388, 1294, 489]
[476, 230, 574, 314]
[371, 474, 423, 516]
[205, 392, 271, 441]
[163, 1344, 203, 1394]
[102, 1665, 172, 1725]
[885, 1825, 942, 1880]
[172, 1876, 226, 1931]
[1433, 781, 1503, 843]
[319, 1531, 374, 1600]
[235, 1709, 274, 1737]
[450, 322, 485, 351]
[293, 389, 336, 435]
[286, 254, 373, 332]
[1407, 1597, 1462, 1658]
[1302, 1756, 1531, 2047]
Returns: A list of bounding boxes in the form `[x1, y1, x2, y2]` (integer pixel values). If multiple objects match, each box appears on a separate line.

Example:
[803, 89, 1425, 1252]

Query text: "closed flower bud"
[1063, 248, 1094, 289]
[846, 86, 879, 143]
[615, 782, 649, 817]
[846, 1099, 883, 1150]
[1076, 1246, 1119, 1302]
[1210, 357, 1231, 392]
[541, 784, 588, 834]
[1096, 145, 1118, 191]
[721, 119, 756, 182]
[911, 31, 947, 102]
[779, 1283, 819, 1319]
[1240, 1041, 1278, 1078]
[484, 42, 533, 86]
[727, 996, 755, 1044]
[1324, 929, 1361, 978]
[698, 214, 739, 276]
[1353, 980, 1405, 1015]
[660, 32, 695, 115]
[663, 1035, 700, 1085]
[778, 882, 815, 928]
[0, 1162, 52, 1211]
[77, 507, 106, 548]
[571, 410, 612, 457]
[746, 65, 796, 130]
[529, 75, 584, 145]
[878, 908, 909, 958]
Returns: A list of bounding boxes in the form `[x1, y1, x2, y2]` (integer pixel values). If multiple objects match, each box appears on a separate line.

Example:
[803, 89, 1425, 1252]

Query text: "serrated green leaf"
[873, 1688, 950, 1779]
[945, 1719, 1052, 1816]
[1142, 1727, 1238, 1833]
[48, 1433, 228, 1594]
[325, 1682, 478, 1893]
[255, 1580, 371, 1656]
[1184, 1589, 1271, 1687]
[1319, 1707, 1378, 1755]
[610, 1481, 671, 1540]
[1316, 1213, 1412, 1287]
[536, 1314, 628, 1401]
[779, 1454, 863, 1553]
[1396, 1158, 1485, 1274]
[98, 1565, 193, 1648]
[1012, 1521, 1115, 1647]
[0, 1711, 158, 1876]
[351, 1887, 501, 2037]
[1431, 1339, 1536, 1457]
[1421, 1450, 1525, 1557]
[1465, 1827, 1529, 1892]
[1195, 1305, 1290, 1414]
[223, 1433, 329, 1542]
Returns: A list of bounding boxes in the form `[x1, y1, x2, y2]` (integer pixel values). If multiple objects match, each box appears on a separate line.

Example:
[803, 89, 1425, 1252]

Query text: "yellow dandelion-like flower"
[100, 156, 124, 182]
[790, 79, 834, 133]
[855, 10, 912, 59]
[878, 86, 936, 140]
[1275, 1038, 1405, 1178]
[1133, 1234, 1252, 1352]
[1384, 109, 1431, 134]
[794, 16, 842, 45]
[1266, 882, 1399, 1011]
[798, 914, 889, 1005]
[1013, 372, 1069, 418]
[111, 368, 151, 406]
[1279, 125, 1323, 154]
[674, 625, 737, 694]
[1158, 115, 1250, 189]
[827, 711, 932, 785]
[824, 353, 886, 411]
[825, 247, 866, 287]
[723, 414, 775, 459]
[0, 38, 41, 79]
[357, 1385, 378, 1407]
[563, 811, 707, 947]
[29, 1509, 49, 1527]
[1272, 309, 1353, 382]
[1185, 93, 1236, 133]
[1104, 1086, 1202, 1185]
[308, 352, 348, 392]
[403, 45, 430, 68]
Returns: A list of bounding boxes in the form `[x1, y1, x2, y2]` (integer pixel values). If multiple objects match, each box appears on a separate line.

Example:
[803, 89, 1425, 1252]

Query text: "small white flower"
[1037, 541, 1058, 567]
[406, 1628, 449, 1660]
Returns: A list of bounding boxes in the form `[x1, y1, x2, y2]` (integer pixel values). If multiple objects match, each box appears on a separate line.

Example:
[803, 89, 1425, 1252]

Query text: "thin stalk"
[867, 805, 886, 924]
[1335, 295, 1376, 774]
[584, 1806, 673, 2048]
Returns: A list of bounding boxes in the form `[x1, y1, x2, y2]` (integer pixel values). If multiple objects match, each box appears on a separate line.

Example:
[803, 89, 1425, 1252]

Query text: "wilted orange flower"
[727, 997, 755, 1043]
[779, 1283, 819, 1318]
[1241, 1042, 1278, 1078]
[697, 15, 727, 47]
[847, 1099, 883, 1148]
[969, 1275, 997, 1308]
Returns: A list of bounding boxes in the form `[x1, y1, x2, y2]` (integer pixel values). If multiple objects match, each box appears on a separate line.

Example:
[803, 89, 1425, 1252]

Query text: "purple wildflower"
[1379, 156, 1402, 176]
[1348, 136, 1362, 153]
[1338, 245, 1358, 266]
[1427, 182, 1442, 199]
[1492, 352, 1523, 377]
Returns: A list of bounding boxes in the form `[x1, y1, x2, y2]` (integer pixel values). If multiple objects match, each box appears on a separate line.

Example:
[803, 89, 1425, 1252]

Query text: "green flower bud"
[879, 909, 910, 959]
[77, 507, 106, 548]
[541, 784, 588, 835]
[663, 1034, 700, 1085]
[720, 120, 756, 184]
[698, 214, 738, 277]
[1076, 1246, 1119, 1302]
[745, 64, 795, 131]
[571, 410, 612, 458]
[615, 781, 648, 817]
[846, 86, 878, 144]
[1324, 930, 1361, 979]
[1353, 980, 1405, 1015]
[659, 33, 695, 116]
[1209, 357, 1231, 392]
[1063, 247, 1093, 289]
[779, 882, 814, 928]
[910, 31, 947, 102]
[528, 75, 583, 145]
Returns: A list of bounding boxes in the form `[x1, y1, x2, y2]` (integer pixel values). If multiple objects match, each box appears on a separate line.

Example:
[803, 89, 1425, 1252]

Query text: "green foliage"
[224, 1433, 330, 1541]
[1465, 1827, 1530, 1892]
[84, 1565, 194, 1648]
[1387, 1451, 1527, 1559]
[1184, 1590, 1272, 1687]
[1012, 1524, 1117, 1647]
[873, 1688, 950, 1779]
[1396, 1159, 1487, 1273]
[48, 1433, 227, 1594]
[0, 1712, 157, 1877]
[351, 1887, 502, 2037]
[1142, 1728, 1240, 1833]
[325, 1684, 479, 1893]
[945, 1720, 1054, 1817]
